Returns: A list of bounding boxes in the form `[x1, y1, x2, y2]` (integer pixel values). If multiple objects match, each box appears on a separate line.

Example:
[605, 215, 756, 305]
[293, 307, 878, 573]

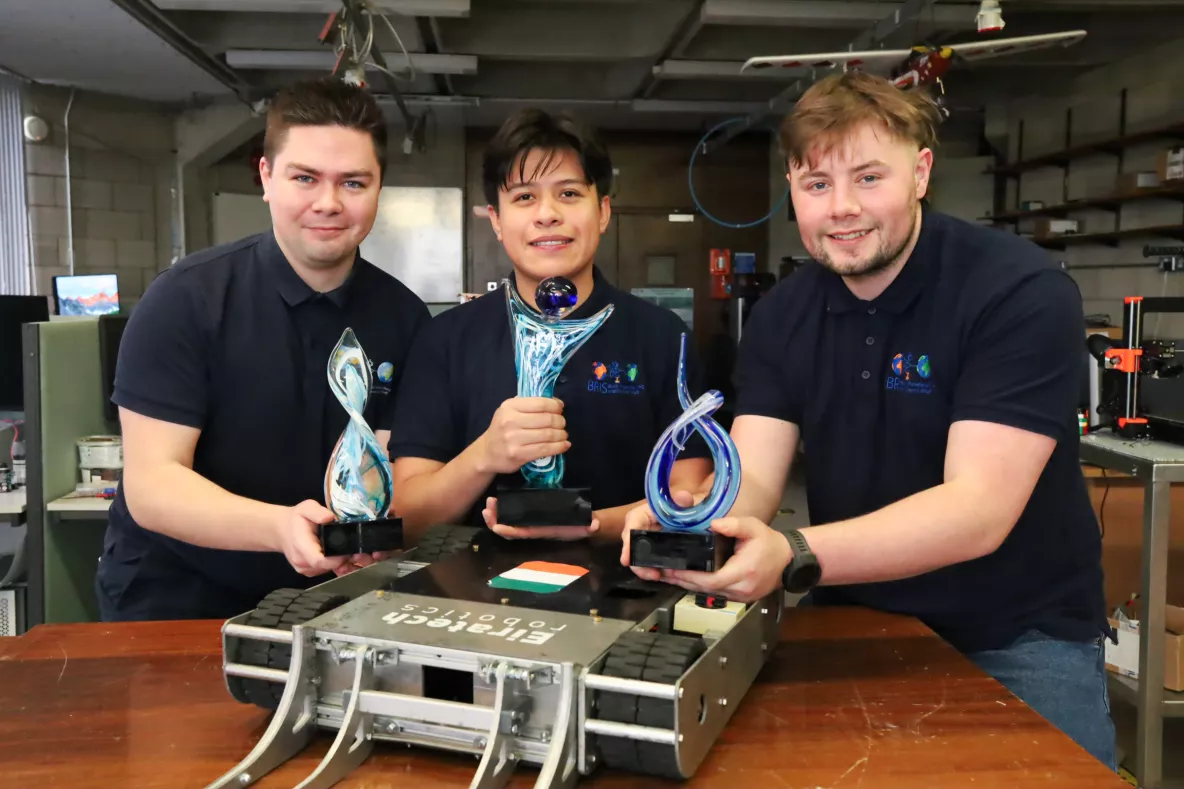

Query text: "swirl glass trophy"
[629, 332, 742, 572]
[317, 327, 404, 557]
[497, 276, 614, 527]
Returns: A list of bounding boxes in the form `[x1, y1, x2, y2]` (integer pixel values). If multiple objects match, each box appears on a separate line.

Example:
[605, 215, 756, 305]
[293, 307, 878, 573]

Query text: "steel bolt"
[386, 721, 399, 733]
[718, 698, 728, 707]
[761, 607, 768, 615]
[761, 643, 768, 652]
[238, 774, 251, 786]
[511, 724, 519, 735]
[677, 687, 684, 699]
[472, 544, 479, 552]
[589, 608, 599, 617]
[719, 656, 728, 667]
[501, 597, 509, 605]
[678, 733, 684, 743]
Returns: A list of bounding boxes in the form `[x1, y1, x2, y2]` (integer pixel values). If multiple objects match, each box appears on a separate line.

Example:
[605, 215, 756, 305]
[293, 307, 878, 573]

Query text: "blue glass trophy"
[629, 332, 742, 572]
[318, 327, 403, 557]
[496, 276, 614, 527]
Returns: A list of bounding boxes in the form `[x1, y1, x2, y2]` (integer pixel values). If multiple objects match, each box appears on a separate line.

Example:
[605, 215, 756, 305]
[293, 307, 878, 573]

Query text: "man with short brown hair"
[97, 77, 429, 621]
[623, 71, 1115, 768]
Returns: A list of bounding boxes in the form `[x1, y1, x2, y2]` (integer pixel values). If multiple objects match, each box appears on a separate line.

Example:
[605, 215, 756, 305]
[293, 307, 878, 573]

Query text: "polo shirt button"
[861, 370, 870, 380]
[868, 306, 876, 315]
[865, 336, 874, 345]
[559, 375, 568, 384]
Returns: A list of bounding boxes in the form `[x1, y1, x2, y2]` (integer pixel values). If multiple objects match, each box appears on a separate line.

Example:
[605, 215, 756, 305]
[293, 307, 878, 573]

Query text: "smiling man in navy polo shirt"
[96, 78, 429, 621]
[623, 72, 1115, 768]
[388, 109, 710, 544]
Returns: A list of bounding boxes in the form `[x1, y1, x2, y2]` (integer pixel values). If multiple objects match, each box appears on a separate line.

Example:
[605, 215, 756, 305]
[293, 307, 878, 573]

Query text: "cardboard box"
[1105, 604, 1184, 691]
[1158, 146, 1184, 183]
[1115, 172, 1161, 193]
[1033, 218, 1080, 238]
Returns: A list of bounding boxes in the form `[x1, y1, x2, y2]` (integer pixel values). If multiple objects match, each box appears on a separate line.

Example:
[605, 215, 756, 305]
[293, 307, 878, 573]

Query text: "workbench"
[1080, 431, 1184, 789]
[0, 607, 1126, 788]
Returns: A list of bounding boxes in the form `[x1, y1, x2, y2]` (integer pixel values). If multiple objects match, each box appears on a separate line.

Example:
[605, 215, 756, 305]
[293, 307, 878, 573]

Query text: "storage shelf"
[1107, 672, 1184, 718]
[988, 122, 1184, 177]
[981, 185, 1184, 223]
[1030, 224, 1184, 250]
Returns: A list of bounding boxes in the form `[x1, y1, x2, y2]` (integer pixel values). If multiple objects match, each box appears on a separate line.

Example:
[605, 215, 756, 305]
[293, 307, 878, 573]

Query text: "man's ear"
[915, 148, 934, 200]
[259, 157, 273, 203]
[598, 195, 612, 234]
[487, 205, 503, 241]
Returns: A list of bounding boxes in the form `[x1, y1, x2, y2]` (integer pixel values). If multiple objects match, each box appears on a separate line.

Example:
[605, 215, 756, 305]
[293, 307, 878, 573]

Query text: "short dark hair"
[263, 77, 388, 176]
[482, 109, 612, 207]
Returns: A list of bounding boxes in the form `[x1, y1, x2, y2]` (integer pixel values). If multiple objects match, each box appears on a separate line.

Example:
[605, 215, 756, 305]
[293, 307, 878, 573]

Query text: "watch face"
[786, 561, 822, 594]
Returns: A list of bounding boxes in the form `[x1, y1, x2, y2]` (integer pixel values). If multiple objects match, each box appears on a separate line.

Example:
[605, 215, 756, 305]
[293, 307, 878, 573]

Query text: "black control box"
[629, 529, 734, 573]
[318, 518, 404, 556]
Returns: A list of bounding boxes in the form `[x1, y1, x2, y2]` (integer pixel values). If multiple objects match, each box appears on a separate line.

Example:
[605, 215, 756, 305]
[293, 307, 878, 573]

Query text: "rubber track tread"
[594, 631, 705, 780]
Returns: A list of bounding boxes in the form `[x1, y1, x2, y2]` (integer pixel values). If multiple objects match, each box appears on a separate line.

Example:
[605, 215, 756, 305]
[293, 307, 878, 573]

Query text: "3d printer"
[1087, 246, 1184, 440]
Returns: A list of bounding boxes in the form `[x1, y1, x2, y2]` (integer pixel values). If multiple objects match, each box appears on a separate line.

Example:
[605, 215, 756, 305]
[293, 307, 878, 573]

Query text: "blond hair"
[779, 71, 942, 170]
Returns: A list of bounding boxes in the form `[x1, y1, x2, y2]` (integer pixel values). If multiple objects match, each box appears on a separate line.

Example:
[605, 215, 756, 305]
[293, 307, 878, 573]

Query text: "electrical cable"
[689, 117, 790, 229]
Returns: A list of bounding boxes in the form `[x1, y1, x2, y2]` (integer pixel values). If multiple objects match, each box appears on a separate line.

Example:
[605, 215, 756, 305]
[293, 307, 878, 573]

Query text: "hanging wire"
[689, 117, 790, 229]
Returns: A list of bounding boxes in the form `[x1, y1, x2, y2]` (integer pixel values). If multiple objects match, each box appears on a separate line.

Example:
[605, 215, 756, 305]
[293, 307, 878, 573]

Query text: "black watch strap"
[782, 529, 822, 594]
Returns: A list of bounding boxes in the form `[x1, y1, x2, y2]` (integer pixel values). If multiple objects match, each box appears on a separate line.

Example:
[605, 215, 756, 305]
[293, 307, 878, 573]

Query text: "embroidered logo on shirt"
[376, 361, 394, 383]
[887, 352, 934, 395]
[588, 360, 645, 395]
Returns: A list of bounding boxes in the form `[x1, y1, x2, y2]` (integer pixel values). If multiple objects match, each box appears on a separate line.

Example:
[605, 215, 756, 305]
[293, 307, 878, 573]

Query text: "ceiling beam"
[699, 0, 972, 28]
[109, 0, 256, 103]
[224, 50, 477, 75]
[152, 0, 470, 16]
[653, 60, 801, 80]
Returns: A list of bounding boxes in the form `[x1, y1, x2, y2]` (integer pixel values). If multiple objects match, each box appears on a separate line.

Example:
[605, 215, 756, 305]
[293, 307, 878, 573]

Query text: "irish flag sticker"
[488, 561, 590, 594]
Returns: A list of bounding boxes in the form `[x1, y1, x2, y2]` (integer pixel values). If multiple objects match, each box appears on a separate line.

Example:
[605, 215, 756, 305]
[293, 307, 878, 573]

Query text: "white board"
[211, 192, 272, 246]
[361, 186, 464, 304]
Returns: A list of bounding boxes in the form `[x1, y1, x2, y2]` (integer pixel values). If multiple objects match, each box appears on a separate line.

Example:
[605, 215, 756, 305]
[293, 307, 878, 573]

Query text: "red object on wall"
[711, 273, 730, 300]
[710, 248, 731, 276]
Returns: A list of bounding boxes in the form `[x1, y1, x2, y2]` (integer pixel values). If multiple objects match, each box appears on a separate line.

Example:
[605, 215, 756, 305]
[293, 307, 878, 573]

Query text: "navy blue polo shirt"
[734, 209, 1106, 654]
[388, 267, 710, 527]
[96, 231, 430, 621]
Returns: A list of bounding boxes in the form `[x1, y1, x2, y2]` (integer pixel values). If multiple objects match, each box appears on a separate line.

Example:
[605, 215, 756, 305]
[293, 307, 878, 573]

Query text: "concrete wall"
[21, 84, 176, 305]
[994, 35, 1184, 330]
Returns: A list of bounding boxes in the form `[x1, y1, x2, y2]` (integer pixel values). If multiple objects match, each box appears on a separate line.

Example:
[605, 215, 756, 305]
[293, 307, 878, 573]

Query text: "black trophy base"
[318, 518, 404, 556]
[496, 486, 593, 528]
[629, 529, 734, 572]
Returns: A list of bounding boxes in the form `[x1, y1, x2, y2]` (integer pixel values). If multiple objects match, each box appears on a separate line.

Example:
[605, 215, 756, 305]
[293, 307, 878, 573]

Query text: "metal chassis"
[203, 560, 783, 789]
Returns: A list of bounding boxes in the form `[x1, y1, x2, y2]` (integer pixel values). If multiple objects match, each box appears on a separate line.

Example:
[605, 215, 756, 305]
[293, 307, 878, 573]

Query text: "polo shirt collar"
[507, 265, 615, 320]
[262, 230, 357, 309]
[824, 205, 936, 315]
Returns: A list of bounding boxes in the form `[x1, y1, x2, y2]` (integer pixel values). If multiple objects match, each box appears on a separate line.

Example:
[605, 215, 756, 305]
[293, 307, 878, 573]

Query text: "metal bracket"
[204, 626, 319, 789]
[469, 661, 521, 789]
[294, 645, 376, 789]
[533, 663, 578, 789]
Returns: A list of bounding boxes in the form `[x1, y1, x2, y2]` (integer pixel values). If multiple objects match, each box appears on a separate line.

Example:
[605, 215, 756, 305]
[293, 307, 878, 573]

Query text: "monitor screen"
[0, 296, 51, 412]
[98, 314, 129, 424]
[53, 273, 119, 316]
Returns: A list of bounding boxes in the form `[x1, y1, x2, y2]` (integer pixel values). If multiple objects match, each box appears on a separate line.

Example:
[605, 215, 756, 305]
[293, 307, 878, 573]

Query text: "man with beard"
[621, 71, 1115, 769]
[96, 78, 430, 621]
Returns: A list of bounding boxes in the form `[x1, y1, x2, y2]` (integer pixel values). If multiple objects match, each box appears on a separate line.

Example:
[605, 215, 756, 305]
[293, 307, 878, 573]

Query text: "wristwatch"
[781, 529, 822, 594]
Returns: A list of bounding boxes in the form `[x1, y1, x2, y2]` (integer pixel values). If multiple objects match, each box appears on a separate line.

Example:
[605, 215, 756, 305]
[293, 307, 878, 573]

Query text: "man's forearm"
[123, 462, 285, 551]
[806, 478, 1007, 586]
[394, 440, 496, 541]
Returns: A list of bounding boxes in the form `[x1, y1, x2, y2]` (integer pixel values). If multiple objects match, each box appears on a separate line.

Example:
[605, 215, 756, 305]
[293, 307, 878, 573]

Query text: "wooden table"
[0, 607, 1128, 789]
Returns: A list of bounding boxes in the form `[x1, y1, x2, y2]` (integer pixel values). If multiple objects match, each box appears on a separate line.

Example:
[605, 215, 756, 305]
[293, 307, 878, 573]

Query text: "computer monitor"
[52, 273, 120, 316]
[0, 296, 51, 412]
[98, 314, 129, 423]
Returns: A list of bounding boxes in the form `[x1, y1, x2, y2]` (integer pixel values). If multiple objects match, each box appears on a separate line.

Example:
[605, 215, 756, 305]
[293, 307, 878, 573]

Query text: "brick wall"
[21, 84, 176, 306]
